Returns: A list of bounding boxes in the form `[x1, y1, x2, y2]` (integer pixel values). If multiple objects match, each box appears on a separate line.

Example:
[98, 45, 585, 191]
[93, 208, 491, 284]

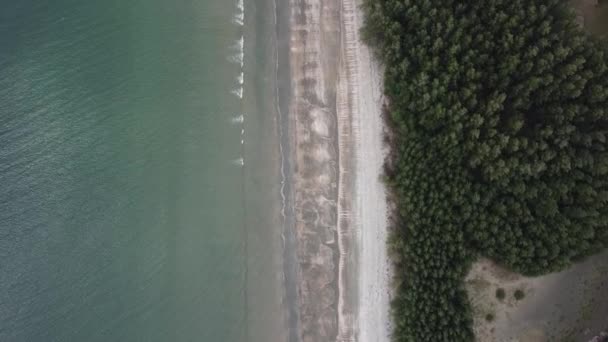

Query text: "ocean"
[0, 0, 287, 341]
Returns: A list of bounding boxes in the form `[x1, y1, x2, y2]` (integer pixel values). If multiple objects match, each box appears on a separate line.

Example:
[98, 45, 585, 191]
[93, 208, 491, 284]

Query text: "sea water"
[0, 0, 286, 341]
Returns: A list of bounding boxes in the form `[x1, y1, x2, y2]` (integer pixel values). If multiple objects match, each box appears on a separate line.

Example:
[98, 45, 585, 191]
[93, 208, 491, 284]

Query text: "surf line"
[232, 0, 245, 96]
[234, 0, 248, 339]
[234, 0, 244, 26]
[231, 0, 246, 164]
[231, 34, 245, 99]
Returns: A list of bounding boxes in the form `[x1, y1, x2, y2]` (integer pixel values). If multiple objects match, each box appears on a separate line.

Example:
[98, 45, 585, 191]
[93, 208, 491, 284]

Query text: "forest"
[361, 0, 608, 340]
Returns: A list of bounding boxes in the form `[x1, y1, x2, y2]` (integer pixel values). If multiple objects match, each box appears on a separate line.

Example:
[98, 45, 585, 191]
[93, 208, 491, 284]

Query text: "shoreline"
[286, 0, 391, 340]
[242, 0, 296, 340]
[273, 0, 301, 339]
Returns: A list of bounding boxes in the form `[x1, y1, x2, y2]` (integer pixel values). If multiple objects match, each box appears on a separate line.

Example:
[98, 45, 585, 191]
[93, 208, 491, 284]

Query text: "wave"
[233, 12, 244, 26]
[232, 87, 243, 99]
[228, 53, 244, 67]
[232, 157, 244, 166]
[231, 115, 244, 124]
[237, 36, 244, 69]
[232, 0, 246, 155]
[228, 36, 245, 68]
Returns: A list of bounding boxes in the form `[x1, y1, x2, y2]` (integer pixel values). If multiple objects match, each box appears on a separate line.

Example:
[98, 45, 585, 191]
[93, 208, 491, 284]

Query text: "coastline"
[286, 0, 391, 340]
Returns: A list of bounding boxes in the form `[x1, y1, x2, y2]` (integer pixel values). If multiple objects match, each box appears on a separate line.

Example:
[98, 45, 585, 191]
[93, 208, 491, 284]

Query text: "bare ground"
[467, 251, 608, 342]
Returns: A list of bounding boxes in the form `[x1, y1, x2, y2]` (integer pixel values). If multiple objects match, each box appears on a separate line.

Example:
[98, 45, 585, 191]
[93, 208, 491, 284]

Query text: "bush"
[485, 313, 495, 322]
[362, 0, 608, 340]
[514, 289, 526, 300]
[495, 288, 506, 301]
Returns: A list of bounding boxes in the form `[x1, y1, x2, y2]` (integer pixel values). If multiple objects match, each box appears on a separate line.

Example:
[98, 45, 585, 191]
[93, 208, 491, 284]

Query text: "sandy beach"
[283, 1, 608, 341]
[286, 0, 391, 340]
[346, 1, 392, 341]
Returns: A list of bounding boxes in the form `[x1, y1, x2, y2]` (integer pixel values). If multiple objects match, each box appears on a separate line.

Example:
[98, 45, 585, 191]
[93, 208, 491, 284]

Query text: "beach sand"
[344, 1, 392, 341]
[286, 0, 391, 340]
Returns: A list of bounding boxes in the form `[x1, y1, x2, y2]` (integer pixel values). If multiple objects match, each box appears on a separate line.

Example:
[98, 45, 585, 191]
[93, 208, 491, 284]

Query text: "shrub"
[514, 289, 526, 300]
[495, 288, 506, 301]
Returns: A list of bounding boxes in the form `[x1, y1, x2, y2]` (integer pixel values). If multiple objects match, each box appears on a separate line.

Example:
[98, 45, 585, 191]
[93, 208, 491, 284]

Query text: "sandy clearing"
[467, 252, 608, 342]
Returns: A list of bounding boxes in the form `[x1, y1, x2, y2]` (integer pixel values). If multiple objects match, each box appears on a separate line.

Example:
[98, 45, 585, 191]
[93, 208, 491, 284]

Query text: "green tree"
[362, 0, 608, 340]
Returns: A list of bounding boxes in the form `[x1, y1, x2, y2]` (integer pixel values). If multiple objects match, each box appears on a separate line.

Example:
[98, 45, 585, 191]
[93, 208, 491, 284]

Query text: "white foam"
[228, 53, 243, 66]
[238, 36, 244, 68]
[231, 115, 244, 124]
[237, 72, 244, 85]
[237, 0, 244, 12]
[241, 129, 245, 135]
[232, 157, 244, 166]
[228, 36, 245, 68]
[233, 12, 244, 26]
[232, 87, 243, 99]
[241, 139, 244, 144]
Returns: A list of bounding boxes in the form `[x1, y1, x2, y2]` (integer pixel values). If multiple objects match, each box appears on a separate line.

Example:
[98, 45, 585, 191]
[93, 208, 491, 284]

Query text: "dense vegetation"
[361, 0, 608, 340]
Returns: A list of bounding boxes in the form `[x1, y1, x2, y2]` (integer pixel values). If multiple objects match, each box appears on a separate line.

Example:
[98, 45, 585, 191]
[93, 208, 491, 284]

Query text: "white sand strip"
[338, 0, 392, 341]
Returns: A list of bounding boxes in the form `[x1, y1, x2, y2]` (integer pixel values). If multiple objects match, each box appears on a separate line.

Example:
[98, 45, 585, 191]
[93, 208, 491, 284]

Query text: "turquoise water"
[0, 1, 285, 341]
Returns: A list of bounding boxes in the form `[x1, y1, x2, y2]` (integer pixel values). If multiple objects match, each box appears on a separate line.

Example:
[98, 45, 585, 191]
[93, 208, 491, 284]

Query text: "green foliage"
[496, 288, 506, 301]
[485, 313, 495, 322]
[362, 0, 608, 340]
[514, 289, 526, 300]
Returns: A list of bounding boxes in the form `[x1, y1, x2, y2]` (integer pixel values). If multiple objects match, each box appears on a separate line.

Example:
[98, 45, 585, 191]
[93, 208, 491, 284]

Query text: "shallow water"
[0, 0, 285, 341]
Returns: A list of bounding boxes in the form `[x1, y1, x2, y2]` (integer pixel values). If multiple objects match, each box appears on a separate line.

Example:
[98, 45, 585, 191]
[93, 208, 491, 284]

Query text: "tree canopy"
[362, 0, 608, 340]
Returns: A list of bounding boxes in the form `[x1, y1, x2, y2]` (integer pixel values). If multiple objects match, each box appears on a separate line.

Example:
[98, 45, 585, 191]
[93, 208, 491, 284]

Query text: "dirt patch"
[468, 251, 608, 341]
[572, 0, 608, 36]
